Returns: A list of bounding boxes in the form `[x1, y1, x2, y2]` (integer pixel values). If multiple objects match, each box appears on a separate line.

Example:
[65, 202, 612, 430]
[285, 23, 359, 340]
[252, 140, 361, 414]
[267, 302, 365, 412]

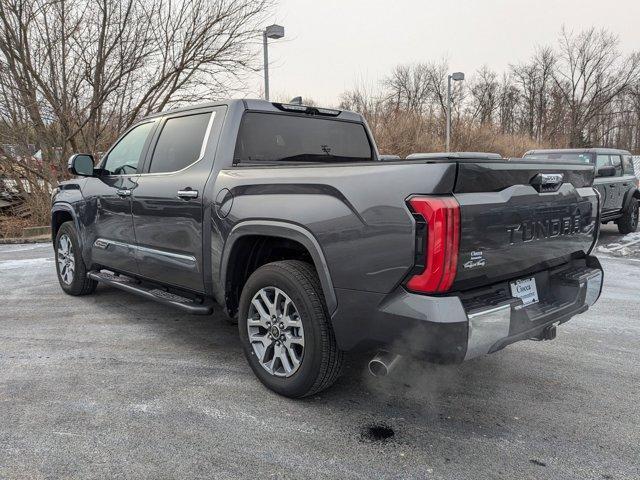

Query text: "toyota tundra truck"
[51, 99, 604, 398]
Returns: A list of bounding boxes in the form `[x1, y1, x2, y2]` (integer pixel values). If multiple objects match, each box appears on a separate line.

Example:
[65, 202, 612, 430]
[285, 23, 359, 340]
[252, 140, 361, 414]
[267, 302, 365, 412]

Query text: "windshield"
[234, 112, 374, 165]
[522, 152, 594, 164]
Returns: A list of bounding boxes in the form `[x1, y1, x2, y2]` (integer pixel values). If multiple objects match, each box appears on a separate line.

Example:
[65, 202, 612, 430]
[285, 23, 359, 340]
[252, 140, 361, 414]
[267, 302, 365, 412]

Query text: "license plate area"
[510, 277, 539, 306]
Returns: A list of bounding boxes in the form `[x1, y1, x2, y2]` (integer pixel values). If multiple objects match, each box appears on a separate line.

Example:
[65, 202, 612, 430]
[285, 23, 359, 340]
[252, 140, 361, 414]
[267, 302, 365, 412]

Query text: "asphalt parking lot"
[0, 227, 638, 479]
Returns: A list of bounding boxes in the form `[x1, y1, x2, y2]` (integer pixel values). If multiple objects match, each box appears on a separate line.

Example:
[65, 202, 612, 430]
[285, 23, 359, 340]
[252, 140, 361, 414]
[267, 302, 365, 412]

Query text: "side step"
[88, 271, 214, 315]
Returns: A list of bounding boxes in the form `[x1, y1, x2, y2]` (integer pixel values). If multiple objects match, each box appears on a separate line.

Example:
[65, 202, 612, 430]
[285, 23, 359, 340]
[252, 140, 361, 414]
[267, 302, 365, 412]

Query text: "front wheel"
[617, 201, 639, 234]
[55, 221, 97, 295]
[238, 260, 344, 398]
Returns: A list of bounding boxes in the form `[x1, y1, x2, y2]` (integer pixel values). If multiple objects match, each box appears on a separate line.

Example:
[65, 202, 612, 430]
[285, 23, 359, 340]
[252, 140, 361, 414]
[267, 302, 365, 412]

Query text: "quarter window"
[148, 112, 212, 173]
[103, 122, 155, 175]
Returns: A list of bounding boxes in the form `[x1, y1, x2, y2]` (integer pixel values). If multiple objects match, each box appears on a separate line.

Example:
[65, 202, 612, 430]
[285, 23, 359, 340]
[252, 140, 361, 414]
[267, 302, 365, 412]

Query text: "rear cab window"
[234, 112, 374, 165]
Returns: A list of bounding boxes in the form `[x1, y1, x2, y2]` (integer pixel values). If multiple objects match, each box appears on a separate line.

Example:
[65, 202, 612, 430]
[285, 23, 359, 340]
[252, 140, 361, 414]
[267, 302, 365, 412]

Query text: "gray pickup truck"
[52, 99, 604, 397]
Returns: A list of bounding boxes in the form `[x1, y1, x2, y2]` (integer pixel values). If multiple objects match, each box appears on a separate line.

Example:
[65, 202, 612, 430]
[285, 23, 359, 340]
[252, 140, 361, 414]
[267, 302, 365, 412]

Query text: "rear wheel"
[238, 260, 344, 398]
[55, 221, 97, 295]
[617, 201, 639, 234]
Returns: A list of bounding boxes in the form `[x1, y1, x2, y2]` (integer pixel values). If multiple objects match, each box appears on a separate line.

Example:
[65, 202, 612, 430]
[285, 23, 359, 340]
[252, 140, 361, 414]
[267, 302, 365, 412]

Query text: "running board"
[88, 271, 214, 315]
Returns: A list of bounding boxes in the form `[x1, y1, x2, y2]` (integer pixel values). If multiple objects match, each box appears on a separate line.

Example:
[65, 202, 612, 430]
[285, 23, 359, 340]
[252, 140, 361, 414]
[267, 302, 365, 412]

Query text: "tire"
[617, 200, 639, 234]
[238, 260, 344, 398]
[54, 221, 97, 296]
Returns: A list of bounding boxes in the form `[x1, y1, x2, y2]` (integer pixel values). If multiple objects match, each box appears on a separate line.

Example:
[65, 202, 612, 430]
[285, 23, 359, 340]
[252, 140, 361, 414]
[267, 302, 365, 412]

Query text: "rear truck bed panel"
[216, 161, 457, 294]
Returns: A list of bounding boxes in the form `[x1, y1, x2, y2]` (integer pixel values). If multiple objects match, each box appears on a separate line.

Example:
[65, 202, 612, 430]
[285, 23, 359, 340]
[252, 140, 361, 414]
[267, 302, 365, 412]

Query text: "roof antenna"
[289, 96, 303, 105]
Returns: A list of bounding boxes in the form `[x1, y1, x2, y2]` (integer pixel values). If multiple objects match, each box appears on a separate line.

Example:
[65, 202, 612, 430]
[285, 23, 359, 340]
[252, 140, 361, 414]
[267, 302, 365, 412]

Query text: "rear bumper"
[330, 256, 603, 362]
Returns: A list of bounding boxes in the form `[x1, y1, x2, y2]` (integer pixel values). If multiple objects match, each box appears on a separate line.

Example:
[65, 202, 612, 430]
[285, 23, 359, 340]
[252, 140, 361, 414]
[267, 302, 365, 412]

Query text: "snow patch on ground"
[0, 243, 51, 253]
[0, 257, 54, 270]
[597, 231, 640, 257]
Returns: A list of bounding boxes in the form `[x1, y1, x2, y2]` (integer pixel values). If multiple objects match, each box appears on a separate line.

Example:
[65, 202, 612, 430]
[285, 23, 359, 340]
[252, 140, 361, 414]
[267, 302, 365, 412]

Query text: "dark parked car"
[524, 148, 639, 233]
[51, 99, 604, 397]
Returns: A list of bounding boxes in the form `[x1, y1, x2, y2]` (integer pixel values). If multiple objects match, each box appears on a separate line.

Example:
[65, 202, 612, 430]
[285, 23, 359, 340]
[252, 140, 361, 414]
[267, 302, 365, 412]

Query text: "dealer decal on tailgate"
[510, 277, 539, 306]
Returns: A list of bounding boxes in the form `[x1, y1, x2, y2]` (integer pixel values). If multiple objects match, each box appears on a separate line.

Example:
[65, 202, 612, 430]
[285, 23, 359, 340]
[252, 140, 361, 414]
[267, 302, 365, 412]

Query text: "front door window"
[102, 122, 155, 175]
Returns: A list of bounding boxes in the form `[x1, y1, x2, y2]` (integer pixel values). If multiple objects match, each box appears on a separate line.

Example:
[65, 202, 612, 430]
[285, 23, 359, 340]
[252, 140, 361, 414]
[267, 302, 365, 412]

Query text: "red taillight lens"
[406, 196, 460, 293]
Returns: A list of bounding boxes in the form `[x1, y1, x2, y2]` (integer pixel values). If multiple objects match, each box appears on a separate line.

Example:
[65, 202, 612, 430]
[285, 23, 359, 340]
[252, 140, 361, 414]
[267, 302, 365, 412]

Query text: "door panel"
[131, 171, 206, 290]
[609, 155, 625, 211]
[84, 120, 157, 273]
[595, 154, 617, 212]
[131, 108, 221, 292]
[83, 175, 140, 274]
[593, 156, 608, 214]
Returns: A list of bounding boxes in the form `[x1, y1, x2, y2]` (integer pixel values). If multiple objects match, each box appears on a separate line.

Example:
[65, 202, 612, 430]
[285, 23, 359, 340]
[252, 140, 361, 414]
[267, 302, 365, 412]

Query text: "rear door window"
[610, 155, 623, 176]
[148, 112, 212, 174]
[622, 155, 634, 175]
[234, 113, 373, 165]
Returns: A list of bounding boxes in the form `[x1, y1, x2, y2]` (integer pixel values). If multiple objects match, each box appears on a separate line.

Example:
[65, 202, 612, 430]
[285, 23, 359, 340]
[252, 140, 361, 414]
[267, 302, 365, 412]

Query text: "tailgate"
[452, 162, 598, 291]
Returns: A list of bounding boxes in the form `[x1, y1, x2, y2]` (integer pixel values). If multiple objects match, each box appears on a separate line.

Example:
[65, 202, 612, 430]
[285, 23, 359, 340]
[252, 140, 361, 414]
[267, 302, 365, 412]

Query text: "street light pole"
[446, 71, 465, 152]
[446, 75, 452, 152]
[262, 24, 285, 101]
[263, 32, 270, 101]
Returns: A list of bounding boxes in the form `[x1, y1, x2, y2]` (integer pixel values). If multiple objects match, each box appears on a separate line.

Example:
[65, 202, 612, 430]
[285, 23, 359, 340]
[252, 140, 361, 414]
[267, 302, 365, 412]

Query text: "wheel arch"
[220, 221, 337, 318]
[51, 203, 79, 243]
[622, 186, 639, 208]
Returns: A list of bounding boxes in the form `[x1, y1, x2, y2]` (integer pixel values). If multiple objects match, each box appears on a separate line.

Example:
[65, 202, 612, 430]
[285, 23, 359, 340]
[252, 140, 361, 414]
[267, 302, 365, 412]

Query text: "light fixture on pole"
[263, 24, 285, 101]
[446, 71, 465, 152]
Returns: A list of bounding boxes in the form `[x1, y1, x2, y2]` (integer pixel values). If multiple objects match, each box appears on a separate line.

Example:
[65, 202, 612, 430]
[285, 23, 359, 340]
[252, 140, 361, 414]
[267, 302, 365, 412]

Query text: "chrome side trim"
[135, 244, 196, 263]
[93, 238, 196, 263]
[465, 303, 512, 361]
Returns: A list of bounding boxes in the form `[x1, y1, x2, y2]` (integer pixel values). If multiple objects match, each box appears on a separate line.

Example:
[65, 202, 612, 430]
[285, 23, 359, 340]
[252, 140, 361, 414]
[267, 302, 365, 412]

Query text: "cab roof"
[142, 98, 363, 122]
[525, 148, 632, 156]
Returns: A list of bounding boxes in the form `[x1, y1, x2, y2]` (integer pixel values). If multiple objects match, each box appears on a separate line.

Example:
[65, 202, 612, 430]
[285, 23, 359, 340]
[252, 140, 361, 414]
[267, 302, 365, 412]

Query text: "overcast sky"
[245, 0, 640, 106]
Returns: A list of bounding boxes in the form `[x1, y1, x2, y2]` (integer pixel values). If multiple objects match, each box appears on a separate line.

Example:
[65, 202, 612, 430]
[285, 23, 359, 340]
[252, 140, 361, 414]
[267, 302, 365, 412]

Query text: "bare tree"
[0, 0, 271, 191]
[553, 26, 640, 147]
[469, 66, 499, 125]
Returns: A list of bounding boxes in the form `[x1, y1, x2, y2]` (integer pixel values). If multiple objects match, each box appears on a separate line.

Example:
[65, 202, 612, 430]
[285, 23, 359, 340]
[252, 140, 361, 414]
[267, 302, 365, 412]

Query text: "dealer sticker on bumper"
[510, 277, 539, 306]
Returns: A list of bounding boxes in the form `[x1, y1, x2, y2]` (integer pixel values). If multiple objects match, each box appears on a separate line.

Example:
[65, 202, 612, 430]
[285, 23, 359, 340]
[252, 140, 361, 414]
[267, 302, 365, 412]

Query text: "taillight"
[406, 196, 460, 293]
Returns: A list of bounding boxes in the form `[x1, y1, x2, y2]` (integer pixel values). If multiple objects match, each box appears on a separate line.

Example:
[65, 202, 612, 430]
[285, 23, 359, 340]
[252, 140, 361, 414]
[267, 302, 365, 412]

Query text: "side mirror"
[596, 165, 616, 178]
[68, 154, 95, 177]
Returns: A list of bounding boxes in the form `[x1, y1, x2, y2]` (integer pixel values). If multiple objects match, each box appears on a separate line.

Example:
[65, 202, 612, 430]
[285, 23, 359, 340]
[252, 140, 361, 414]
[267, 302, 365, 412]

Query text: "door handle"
[177, 189, 199, 199]
[116, 189, 131, 197]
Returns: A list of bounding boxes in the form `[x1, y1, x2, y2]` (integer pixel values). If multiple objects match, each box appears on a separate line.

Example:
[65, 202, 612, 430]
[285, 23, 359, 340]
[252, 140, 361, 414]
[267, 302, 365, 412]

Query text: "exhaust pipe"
[368, 351, 401, 377]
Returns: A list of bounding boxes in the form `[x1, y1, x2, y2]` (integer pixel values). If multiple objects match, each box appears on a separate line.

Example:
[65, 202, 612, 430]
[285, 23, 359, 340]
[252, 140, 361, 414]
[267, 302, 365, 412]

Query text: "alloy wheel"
[57, 234, 75, 285]
[246, 286, 305, 377]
